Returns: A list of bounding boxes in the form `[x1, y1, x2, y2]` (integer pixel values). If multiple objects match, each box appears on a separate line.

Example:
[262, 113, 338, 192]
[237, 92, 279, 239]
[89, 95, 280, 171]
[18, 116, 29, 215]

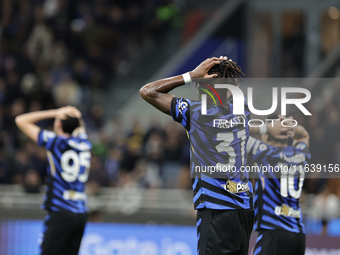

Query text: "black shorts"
[197, 209, 254, 255]
[39, 211, 88, 255]
[253, 230, 305, 255]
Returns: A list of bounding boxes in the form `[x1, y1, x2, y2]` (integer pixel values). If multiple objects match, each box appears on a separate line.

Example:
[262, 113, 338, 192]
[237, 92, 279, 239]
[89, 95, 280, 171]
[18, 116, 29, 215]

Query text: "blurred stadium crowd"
[0, 0, 188, 191]
[0, 0, 340, 221]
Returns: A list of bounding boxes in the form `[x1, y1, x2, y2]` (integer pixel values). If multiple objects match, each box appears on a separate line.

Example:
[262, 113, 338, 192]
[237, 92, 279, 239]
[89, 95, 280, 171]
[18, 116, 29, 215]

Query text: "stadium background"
[1, 0, 340, 254]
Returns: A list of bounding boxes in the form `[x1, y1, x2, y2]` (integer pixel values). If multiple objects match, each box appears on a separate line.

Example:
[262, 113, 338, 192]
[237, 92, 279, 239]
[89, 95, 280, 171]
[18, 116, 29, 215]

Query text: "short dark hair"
[208, 60, 245, 84]
[196, 60, 245, 105]
[60, 116, 80, 134]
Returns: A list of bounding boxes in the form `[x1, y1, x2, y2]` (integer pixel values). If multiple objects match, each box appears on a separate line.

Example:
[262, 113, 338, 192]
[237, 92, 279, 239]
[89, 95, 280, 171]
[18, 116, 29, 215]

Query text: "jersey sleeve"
[37, 130, 57, 149]
[76, 133, 88, 140]
[246, 136, 273, 161]
[293, 142, 311, 162]
[170, 97, 191, 131]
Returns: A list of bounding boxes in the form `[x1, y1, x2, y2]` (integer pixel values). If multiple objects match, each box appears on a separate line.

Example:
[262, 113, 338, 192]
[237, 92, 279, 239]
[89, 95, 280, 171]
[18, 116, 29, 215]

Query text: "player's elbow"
[139, 86, 147, 99]
[139, 85, 155, 101]
[305, 134, 310, 142]
[15, 115, 24, 127]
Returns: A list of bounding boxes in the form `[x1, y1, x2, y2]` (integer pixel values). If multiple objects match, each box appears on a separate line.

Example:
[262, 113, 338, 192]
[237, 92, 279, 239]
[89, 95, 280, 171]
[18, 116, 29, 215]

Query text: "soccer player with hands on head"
[248, 115, 310, 255]
[16, 106, 92, 255]
[141, 56, 254, 255]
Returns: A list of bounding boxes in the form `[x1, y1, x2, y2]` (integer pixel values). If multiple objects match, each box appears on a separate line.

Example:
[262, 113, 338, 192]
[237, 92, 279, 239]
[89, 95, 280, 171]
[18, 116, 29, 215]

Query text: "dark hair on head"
[60, 116, 80, 134]
[208, 60, 245, 83]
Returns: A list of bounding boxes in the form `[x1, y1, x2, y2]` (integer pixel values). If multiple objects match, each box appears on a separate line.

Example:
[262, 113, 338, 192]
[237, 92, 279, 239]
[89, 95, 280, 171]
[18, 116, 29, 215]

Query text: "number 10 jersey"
[247, 137, 311, 233]
[38, 130, 92, 213]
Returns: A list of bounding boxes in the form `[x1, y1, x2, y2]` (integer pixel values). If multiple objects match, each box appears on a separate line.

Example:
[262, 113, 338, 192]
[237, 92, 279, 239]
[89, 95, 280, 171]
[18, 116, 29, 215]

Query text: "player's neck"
[265, 139, 287, 148]
[217, 95, 230, 107]
[57, 132, 72, 138]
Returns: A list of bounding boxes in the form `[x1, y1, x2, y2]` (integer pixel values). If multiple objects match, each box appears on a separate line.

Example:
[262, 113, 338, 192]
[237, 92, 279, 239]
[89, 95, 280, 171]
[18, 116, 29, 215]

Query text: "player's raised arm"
[292, 125, 309, 147]
[15, 106, 81, 143]
[72, 119, 87, 137]
[15, 109, 58, 143]
[139, 57, 221, 115]
[249, 121, 293, 140]
[275, 115, 310, 146]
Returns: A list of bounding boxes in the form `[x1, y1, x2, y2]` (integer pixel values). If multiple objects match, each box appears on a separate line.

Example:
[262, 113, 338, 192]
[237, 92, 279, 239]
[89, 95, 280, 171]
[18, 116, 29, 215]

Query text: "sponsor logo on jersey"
[275, 204, 301, 218]
[63, 190, 87, 201]
[223, 180, 249, 193]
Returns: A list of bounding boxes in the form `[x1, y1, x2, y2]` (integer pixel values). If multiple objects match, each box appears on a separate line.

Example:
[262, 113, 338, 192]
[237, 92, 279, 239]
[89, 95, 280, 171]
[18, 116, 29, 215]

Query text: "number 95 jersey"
[38, 130, 92, 213]
[247, 137, 311, 233]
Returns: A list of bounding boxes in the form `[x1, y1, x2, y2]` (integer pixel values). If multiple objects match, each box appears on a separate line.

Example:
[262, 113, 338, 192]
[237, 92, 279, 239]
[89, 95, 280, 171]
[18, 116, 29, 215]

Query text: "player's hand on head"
[189, 57, 224, 79]
[71, 118, 86, 137]
[219, 56, 229, 61]
[56, 106, 81, 120]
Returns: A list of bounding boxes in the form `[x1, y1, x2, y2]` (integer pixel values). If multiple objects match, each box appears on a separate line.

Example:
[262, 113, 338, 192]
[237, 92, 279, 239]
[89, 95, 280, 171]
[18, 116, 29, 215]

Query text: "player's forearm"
[293, 125, 309, 140]
[15, 110, 58, 142]
[72, 119, 86, 136]
[15, 109, 58, 126]
[139, 74, 189, 115]
[249, 123, 270, 135]
[292, 125, 309, 146]
[249, 126, 259, 134]
[140, 75, 186, 99]
[141, 57, 221, 97]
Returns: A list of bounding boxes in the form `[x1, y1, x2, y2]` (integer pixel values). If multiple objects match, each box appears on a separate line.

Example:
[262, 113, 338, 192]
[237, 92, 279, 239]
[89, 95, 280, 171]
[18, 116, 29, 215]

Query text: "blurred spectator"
[311, 187, 340, 225]
[23, 169, 42, 193]
[0, 142, 11, 184]
[87, 155, 109, 194]
[134, 159, 162, 188]
[0, 0, 187, 192]
[88, 210, 102, 222]
[13, 149, 31, 184]
[26, 20, 52, 63]
[105, 148, 123, 186]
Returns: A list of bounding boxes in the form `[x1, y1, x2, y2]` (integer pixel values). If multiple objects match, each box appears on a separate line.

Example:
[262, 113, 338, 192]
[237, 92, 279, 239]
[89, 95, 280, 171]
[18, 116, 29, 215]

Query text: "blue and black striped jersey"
[38, 130, 92, 213]
[247, 137, 310, 233]
[171, 97, 253, 210]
